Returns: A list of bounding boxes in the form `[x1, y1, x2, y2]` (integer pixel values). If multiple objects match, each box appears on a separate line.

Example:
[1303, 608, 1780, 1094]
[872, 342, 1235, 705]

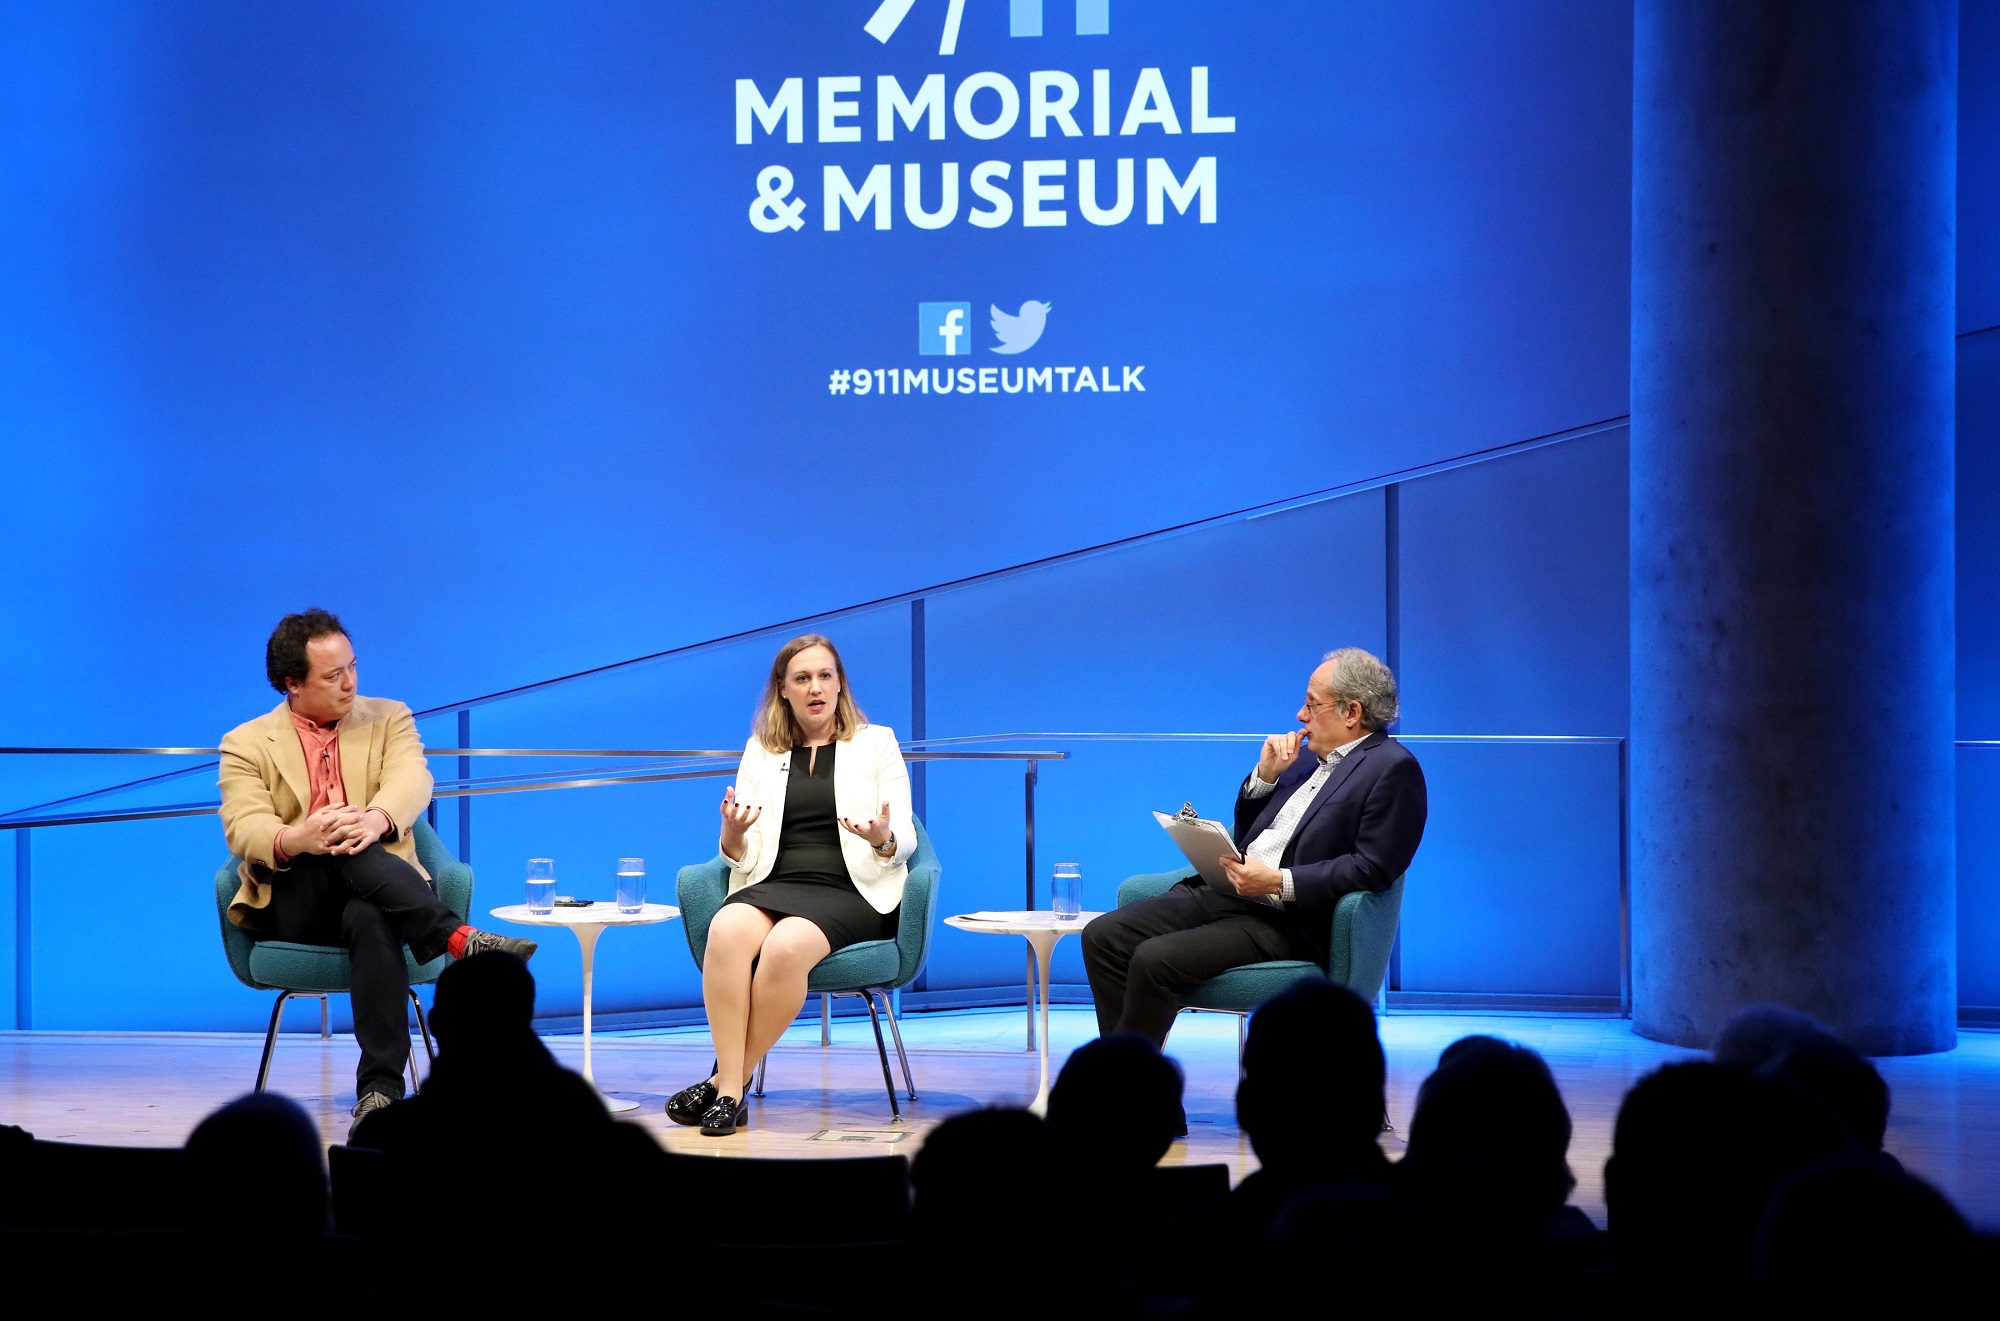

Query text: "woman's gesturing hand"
[840, 801, 895, 851]
[719, 785, 761, 861]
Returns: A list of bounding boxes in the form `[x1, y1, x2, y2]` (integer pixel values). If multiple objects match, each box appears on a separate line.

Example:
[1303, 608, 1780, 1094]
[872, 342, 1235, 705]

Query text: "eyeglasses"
[1303, 697, 1350, 717]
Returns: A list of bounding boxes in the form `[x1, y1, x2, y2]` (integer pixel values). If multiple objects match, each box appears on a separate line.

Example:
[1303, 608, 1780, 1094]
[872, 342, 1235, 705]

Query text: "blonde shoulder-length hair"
[753, 633, 869, 753]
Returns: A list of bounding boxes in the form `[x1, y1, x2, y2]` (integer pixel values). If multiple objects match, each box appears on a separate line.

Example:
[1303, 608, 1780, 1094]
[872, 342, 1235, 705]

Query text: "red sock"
[447, 925, 473, 959]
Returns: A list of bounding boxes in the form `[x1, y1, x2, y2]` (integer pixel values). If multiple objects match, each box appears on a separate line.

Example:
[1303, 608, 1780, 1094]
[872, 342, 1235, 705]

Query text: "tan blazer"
[724, 723, 914, 915]
[218, 696, 435, 928]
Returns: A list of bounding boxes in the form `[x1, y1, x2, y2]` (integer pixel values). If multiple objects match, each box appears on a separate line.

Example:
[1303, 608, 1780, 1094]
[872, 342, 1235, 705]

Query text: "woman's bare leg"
[740, 916, 832, 1088]
[705, 904, 776, 1099]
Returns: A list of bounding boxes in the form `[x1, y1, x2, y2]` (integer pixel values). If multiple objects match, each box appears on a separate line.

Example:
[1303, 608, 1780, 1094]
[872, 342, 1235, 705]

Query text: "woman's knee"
[757, 921, 829, 976]
[707, 907, 768, 960]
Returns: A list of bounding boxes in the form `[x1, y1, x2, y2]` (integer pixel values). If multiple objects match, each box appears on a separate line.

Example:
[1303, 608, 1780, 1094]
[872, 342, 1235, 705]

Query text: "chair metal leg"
[256, 991, 295, 1092]
[1236, 1012, 1246, 1065]
[408, 992, 436, 1072]
[753, 1056, 767, 1098]
[319, 995, 330, 1039]
[874, 988, 917, 1100]
[859, 989, 903, 1122]
[821, 992, 832, 1046]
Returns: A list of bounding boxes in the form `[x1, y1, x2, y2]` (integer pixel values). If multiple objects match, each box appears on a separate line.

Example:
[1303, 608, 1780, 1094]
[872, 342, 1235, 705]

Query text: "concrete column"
[1631, 1, 1958, 1053]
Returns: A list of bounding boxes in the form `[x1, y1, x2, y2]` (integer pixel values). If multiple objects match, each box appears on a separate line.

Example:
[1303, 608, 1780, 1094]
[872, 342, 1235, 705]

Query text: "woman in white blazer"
[666, 633, 914, 1136]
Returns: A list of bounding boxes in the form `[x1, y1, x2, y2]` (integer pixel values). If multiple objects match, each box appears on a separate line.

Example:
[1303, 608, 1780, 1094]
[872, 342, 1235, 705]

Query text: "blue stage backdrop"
[0, 1, 1995, 1035]
[0, 0, 1630, 740]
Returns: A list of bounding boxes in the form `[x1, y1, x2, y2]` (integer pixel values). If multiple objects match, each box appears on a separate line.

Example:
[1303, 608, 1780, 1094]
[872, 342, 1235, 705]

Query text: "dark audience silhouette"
[907, 1106, 1062, 1316]
[1758, 1029, 1893, 1153]
[344, 950, 665, 1301]
[1606, 1061, 1852, 1307]
[1045, 1031, 1184, 1179]
[1398, 1034, 1609, 1311]
[1757, 1151, 1970, 1306]
[1, 966, 1991, 1317]
[183, 1091, 330, 1236]
[1710, 1001, 1826, 1070]
[1158, 976, 1396, 1310]
[1044, 1033, 1198, 1311]
[350, 949, 607, 1159]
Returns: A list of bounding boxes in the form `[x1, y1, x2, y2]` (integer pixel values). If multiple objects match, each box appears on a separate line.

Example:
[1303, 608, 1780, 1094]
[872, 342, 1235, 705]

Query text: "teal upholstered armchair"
[677, 815, 941, 1120]
[213, 817, 474, 1092]
[1115, 867, 1405, 1056]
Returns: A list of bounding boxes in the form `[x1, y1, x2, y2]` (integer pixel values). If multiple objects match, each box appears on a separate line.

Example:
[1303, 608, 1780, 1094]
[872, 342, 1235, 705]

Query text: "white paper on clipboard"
[1152, 804, 1245, 890]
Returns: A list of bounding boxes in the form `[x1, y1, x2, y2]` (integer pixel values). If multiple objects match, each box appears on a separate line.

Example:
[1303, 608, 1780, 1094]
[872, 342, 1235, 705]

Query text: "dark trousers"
[258, 842, 463, 1099]
[1081, 882, 1319, 1045]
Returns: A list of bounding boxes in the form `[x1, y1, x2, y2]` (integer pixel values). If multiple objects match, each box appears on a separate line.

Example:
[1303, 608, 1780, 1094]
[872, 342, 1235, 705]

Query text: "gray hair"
[1312, 648, 1400, 731]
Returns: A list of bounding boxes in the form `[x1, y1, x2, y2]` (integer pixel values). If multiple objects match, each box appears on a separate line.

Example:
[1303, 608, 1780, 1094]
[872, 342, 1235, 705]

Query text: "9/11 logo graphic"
[865, 0, 1111, 55]
[918, 302, 972, 355]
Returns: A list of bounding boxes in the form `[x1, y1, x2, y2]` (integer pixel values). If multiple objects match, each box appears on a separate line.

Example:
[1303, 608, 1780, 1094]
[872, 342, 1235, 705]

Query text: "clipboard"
[1152, 802, 1245, 891]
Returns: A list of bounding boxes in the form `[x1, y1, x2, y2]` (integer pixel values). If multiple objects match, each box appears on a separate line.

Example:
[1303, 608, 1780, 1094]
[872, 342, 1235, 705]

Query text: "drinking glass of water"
[616, 858, 646, 914]
[1052, 862, 1083, 921]
[526, 858, 557, 914]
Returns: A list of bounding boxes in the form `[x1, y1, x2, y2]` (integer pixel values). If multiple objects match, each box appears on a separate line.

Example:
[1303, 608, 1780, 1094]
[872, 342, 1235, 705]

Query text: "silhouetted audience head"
[1757, 1031, 1890, 1151]
[911, 1107, 1052, 1229]
[910, 1107, 1060, 1306]
[1434, 1033, 1510, 1070]
[1238, 977, 1383, 1169]
[423, 950, 555, 1087]
[1712, 1003, 1824, 1071]
[1606, 1062, 1850, 1298]
[1048, 1033, 1183, 1175]
[1405, 1035, 1575, 1212]
[1756, 1153, 1969, 1306]
[431, 950, 542, 1050]
[183, 1092, 327, 1235]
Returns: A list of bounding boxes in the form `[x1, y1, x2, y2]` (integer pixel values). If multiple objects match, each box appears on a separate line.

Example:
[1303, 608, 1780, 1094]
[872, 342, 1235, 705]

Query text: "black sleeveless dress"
[721, 741, 898, 951]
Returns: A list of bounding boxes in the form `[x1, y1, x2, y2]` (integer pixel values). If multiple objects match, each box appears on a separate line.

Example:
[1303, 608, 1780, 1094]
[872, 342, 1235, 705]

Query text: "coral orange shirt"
[291, 707, 348, 813]
[272, 705, 391, 864]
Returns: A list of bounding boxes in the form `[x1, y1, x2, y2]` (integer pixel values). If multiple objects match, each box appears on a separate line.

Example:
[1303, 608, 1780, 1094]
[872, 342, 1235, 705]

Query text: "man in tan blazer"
[220, 608, 535, 1130]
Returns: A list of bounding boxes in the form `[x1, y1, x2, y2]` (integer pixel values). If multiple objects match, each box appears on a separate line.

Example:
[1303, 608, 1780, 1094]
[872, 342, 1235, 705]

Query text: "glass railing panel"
[1398, 740, 1623, 999]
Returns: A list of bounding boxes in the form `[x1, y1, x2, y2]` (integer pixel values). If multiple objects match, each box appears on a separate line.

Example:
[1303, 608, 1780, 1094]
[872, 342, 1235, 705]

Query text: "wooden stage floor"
[4, 1007, 1998, 1230]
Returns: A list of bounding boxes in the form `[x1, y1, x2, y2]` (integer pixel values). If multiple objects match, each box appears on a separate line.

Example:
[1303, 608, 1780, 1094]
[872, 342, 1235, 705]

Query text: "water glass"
[526, 858, 557, 914]
[616, 858, 646, 914]
[1052, 862, 1083, 921]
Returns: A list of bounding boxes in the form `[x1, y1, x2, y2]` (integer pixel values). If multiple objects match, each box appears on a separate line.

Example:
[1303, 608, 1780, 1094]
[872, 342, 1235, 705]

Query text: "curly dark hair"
[266, 609, 349, 693]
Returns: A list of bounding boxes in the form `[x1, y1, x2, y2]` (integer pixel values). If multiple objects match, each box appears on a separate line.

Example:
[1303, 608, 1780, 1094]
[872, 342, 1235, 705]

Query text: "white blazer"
[722, 722, 914, 915]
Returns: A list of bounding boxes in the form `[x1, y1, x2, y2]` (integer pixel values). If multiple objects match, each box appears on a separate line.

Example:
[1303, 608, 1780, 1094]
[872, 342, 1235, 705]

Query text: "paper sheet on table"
[959, 910, 1046, 923]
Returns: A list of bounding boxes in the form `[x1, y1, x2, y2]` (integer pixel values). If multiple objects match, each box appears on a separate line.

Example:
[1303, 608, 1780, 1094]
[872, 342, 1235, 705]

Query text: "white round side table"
[489, 902, 680, 1113]
[943, 910, 1106, 1116]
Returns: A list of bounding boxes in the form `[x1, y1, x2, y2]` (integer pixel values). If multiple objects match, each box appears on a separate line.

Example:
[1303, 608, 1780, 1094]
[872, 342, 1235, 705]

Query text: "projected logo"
[737, 2, 1229, 235]
[918, 302, 973, 355]
[832, 297, 1140, 398]
[989, 301, 1050, 354]
[864, 0, 1109, 55]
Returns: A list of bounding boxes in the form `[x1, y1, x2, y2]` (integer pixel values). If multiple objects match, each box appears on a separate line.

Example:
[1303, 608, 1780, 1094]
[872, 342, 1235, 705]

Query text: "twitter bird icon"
[989, 300, 1051, 355]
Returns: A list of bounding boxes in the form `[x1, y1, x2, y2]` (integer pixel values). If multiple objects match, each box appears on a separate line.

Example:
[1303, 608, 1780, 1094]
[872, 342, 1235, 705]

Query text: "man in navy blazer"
[1082, 648, 1427, 1046]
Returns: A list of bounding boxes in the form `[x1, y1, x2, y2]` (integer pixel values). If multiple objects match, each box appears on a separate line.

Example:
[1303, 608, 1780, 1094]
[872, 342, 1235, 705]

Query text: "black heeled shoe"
[699, 1094, 751, 1136]
[666, 1079, 718, 1126]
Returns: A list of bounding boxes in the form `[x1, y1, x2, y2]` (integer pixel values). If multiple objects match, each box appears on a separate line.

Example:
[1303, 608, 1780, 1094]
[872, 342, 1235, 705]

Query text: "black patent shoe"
[699, 1095, 750, 1136]
[666, 1079, 718, 1126]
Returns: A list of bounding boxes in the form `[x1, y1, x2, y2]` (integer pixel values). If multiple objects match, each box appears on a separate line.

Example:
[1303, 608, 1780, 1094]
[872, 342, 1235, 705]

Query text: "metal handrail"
[0, 747, 1067, 830]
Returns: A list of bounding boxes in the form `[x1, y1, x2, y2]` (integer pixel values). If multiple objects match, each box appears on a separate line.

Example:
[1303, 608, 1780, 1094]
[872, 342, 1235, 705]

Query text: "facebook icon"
[918, 302, 972, 356]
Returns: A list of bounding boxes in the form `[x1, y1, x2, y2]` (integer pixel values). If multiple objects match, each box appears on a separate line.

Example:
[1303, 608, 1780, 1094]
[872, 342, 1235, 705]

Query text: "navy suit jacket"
[1230, 730, 1428, 954]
